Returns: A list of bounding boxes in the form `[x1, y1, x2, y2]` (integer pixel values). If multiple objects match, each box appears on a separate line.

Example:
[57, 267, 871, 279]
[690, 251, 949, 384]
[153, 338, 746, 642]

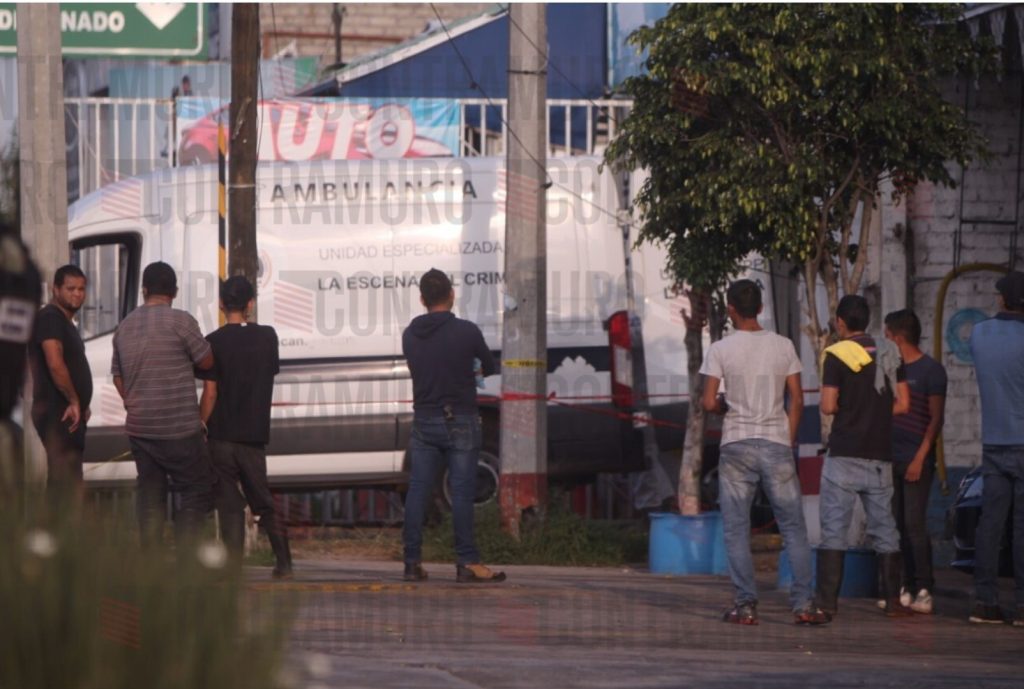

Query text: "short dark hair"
[54, 264, 85, 287]
[221, 275, 254, 312]
[726, 279, 762, 319]
[419, 268, 452, 308]
[884, 309, 922, 346]
[142, 261, 177, 297]
[836, 294, 870, 332]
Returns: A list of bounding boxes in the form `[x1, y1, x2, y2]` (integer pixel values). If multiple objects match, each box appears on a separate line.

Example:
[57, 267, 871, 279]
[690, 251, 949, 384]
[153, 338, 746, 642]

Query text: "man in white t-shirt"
[701, 279, 828, 626]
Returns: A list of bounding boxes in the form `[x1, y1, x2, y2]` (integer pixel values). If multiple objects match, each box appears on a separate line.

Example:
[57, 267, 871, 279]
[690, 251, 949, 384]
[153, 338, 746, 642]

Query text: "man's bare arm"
[702, 375, 724, 414]
[893, 381, 911, 416]
[820, 386, 839, 416]
[41, 339, 81, 431]
[785, 372, 804, 445]
[200, 380, 217, 426]
[905, 394, 945, 482]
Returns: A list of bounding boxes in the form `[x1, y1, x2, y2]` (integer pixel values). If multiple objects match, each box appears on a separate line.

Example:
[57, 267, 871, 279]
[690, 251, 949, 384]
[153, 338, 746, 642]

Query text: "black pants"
[891, 461, 935, 592]
[208, 439, 284, 555]
[129, 433, 215, 548]
[32, 410, 86, 485]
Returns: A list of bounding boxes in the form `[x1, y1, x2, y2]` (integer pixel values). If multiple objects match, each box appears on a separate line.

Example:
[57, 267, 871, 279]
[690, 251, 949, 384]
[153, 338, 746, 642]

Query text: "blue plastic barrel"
[777, 547, 878, 598]
[649, 512, 727, 575]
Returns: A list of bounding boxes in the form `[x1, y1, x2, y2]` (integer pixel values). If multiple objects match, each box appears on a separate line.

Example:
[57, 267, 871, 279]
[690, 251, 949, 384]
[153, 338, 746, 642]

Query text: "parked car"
[947, 467, 1014, 576]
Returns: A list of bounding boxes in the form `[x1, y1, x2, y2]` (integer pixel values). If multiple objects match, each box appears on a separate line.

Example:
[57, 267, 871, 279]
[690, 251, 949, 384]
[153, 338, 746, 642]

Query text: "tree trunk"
[678, 289, 709, 515]
[803, 258, 834, 447]
[804, 193, 875, 448]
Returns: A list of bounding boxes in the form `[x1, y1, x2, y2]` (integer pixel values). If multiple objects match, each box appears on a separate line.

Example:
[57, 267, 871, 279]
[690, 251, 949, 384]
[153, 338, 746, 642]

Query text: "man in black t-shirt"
[29, 265, 92, 496]
[199, 276, 291, 578]
[814, 295, 911, 620]
[884, 309, 946, 614]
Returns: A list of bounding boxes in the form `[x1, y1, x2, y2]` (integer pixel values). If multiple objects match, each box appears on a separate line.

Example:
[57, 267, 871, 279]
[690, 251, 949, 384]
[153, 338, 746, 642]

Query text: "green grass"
[421, 496, 648, 567]
[0, 498, 293, 689]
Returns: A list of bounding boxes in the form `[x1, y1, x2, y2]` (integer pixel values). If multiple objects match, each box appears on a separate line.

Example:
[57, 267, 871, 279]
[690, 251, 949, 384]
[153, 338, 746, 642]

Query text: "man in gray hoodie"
[401, 268, 504, 583]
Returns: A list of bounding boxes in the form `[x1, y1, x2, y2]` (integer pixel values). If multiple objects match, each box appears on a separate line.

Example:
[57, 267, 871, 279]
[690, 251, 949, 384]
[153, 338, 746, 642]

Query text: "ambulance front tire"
[401, 446, 501, 525]
[442, 447, 500, 508]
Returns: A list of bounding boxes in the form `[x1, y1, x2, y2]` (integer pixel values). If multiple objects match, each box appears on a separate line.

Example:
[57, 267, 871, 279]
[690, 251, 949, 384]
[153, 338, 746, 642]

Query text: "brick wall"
[259, 3, 493, 67]
[907, 73, 1024, 467]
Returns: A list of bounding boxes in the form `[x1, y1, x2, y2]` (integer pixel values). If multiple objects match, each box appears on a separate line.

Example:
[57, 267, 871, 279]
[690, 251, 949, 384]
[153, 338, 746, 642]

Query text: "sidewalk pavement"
[250, 559, 1021, 689]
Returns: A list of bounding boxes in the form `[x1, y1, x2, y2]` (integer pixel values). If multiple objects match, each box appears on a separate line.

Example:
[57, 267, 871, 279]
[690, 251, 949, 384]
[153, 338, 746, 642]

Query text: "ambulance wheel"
[442, 447, 500, 508]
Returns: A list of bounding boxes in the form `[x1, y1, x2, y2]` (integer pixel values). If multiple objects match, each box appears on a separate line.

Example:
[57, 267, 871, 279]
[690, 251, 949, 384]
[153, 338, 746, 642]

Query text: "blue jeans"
[403, 415, 482, 566]
[820, 455, 900, 553]
[974, 445, 1024, 606]
[719, 439, 813, 611]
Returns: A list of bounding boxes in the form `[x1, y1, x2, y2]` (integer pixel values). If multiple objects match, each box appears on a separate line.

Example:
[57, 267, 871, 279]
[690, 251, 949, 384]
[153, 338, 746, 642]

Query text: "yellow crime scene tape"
[501, 359, 547, 369]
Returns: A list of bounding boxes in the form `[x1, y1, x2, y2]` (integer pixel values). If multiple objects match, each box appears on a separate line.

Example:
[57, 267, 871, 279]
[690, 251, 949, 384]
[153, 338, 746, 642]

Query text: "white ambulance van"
[68, 157, 770, 493]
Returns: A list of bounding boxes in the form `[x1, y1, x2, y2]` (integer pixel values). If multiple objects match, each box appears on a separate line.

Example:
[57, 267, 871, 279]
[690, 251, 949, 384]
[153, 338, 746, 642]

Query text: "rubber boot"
[814, 549, 845, 619]
[880, 552, 913, 617]
[264, 518, 293, 579]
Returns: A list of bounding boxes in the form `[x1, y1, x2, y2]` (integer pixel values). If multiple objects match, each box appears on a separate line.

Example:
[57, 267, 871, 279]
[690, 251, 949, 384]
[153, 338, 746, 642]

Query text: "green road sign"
[0, 3, 206, 58]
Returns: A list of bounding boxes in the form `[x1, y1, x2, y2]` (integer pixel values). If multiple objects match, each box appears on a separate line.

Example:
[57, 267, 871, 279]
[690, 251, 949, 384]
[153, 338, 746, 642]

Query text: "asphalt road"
[250, 559, 1021, 689]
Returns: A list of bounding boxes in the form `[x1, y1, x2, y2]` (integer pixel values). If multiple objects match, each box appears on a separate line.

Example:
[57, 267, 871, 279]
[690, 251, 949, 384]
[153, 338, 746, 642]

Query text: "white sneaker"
[910, 589, 933, 614]
[879, 586, 911, 609]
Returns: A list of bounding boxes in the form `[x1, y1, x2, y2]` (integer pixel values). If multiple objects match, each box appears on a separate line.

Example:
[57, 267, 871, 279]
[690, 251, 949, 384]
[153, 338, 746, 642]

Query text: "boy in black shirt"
[815, 295, 911, 619]
[884, 309, 946, 614]
[200, 276, 291, 578]
[29, 265, 92, 498]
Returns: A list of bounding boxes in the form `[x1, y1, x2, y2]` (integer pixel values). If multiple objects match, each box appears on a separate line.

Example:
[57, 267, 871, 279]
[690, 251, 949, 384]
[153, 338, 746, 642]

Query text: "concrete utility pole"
[229, 4, 260, 295]
[499, 3, 547, 538]
[16, 4, 67, 287]
[17, 3, 68, 485]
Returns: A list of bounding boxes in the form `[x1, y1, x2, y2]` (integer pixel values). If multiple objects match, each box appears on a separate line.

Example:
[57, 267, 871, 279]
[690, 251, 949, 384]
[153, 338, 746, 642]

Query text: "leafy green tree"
[607, 4, 994, 511]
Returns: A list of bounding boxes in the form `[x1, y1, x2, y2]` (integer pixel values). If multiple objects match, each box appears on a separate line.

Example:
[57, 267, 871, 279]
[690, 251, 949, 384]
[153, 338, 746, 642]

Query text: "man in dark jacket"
[401, 268, 504, 583]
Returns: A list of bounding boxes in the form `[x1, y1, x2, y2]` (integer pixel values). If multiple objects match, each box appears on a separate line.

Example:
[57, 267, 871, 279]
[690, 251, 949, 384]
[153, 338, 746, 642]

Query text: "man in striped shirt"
[884, 309, 947, 614]
[112, 262, 216, 547]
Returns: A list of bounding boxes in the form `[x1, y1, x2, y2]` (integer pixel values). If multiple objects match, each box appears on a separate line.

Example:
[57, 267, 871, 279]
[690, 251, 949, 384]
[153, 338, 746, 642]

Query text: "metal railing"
[65, 97, 175, 203]
[458, 98, 631, 157]
[63, 97, 633, 203]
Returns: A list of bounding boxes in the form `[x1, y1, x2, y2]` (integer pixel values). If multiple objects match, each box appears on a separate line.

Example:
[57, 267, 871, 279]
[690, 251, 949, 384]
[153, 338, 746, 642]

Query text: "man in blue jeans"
[401, 268, 504, 583]
[701, 280, 828, 625]
[968, 271, 1024, 626]
[816, 295, 911, 620]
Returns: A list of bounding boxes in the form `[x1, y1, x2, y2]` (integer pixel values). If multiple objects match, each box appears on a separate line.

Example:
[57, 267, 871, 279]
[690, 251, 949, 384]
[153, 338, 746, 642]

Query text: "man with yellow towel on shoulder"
[813, 295, 911, 621]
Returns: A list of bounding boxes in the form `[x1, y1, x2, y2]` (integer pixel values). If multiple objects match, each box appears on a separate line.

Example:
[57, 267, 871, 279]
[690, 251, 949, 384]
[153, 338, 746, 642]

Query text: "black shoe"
[722, 603, 758, 625]
[1013, 605, 1024, 628]
[271, 563, 293, 580]
[456, 563, 506, 583]
[969, 602, 1006, 625]
[404, 562, 428, 582]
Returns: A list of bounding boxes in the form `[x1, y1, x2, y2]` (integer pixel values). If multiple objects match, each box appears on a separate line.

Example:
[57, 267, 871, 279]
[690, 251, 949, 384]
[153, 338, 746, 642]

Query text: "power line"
[505, 8, 622, 128]
[429, 3, 547, 183]
[428, 3, 633, 229]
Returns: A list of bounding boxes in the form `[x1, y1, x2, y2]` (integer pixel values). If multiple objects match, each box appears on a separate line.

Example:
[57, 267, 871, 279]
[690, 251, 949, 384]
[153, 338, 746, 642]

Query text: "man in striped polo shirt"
[884, 309, 947, 614]
[112, 262, 216, 547]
